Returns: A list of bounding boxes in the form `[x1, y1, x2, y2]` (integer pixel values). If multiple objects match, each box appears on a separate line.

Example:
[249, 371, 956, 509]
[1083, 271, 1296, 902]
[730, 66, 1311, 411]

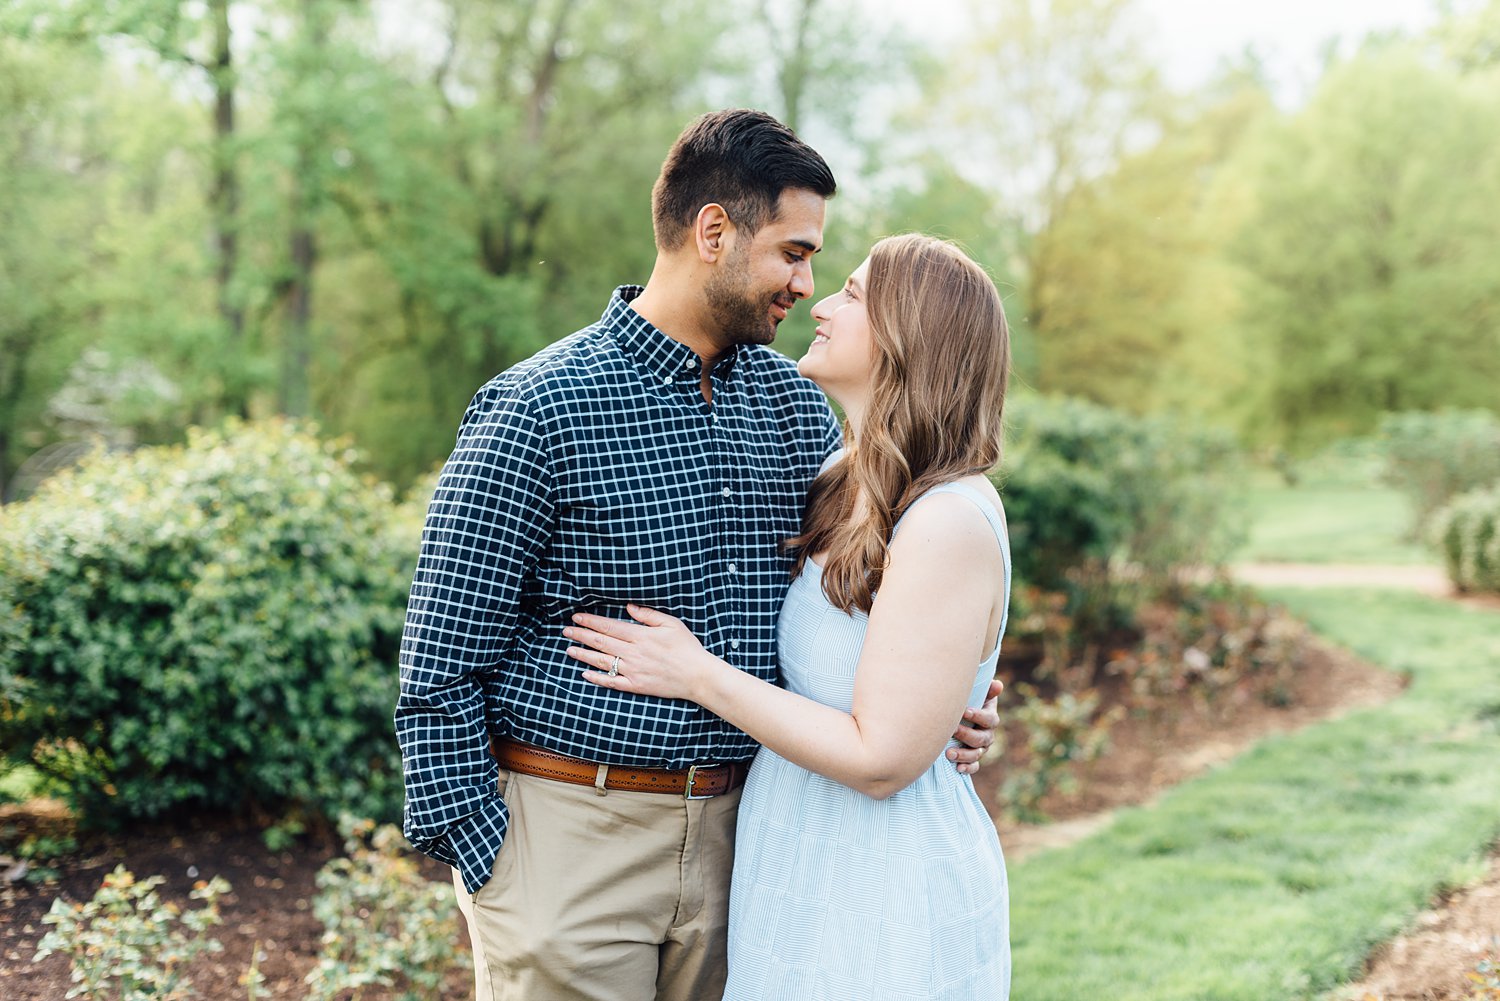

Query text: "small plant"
[13, 830, 79, 884]
[262, 811, 308, 853]
[1000, 683, 1120, 823]
[303, 816, 471, 1001]
[1467, 940, 1500, 1000]
[33, 864, 230, 1000]
[1107, 588, 1306, 725]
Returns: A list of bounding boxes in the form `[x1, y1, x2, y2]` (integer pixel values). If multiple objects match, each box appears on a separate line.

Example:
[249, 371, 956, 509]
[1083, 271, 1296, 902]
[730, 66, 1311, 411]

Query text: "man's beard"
[705, 249, 785, 346]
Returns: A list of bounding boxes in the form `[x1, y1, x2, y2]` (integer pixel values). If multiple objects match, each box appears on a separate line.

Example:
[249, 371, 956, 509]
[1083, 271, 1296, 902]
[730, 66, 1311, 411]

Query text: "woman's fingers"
[563, 623, 630, 658]
[625, 603, 673, 627]
[571, 611, 639, 636]
[568, 645, 623, 676]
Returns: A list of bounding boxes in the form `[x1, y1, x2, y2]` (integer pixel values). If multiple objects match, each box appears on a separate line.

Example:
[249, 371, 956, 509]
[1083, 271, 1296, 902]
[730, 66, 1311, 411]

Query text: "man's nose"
[789, 260, 814, 300]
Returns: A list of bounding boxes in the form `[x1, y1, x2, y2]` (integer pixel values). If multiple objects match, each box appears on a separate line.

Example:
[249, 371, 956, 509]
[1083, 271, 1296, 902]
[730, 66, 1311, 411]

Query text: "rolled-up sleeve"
[395, 383, 553, 894]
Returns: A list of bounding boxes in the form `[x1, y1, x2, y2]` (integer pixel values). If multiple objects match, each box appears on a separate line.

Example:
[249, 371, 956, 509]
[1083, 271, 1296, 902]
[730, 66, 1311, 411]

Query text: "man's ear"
[694, 203, 733, 264]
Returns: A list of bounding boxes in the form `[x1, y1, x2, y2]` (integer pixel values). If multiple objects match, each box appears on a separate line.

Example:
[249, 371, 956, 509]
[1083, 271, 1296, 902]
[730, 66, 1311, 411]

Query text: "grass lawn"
[1235, 461, 1433, 566]
[1006, 588, 1500, 1000]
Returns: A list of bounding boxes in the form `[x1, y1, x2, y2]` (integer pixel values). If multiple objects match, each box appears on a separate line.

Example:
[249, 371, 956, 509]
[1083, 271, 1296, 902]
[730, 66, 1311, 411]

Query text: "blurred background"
[2, 0, 1495, 494]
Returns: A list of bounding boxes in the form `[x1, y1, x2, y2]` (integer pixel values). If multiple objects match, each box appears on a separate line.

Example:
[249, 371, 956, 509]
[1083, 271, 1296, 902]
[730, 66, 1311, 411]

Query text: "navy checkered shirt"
[396, 286, 841, 893]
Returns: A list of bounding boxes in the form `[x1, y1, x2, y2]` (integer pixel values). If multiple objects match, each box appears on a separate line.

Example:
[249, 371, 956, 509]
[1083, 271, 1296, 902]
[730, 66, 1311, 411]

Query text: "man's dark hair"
[651, 109, 837, 250]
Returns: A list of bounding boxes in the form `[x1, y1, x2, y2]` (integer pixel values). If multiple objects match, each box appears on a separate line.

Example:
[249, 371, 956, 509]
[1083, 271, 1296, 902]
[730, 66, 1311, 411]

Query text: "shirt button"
[730, 639, 741, 650]
[663, 376, 672, 386]
[721, 486, 732, 498]
[728, 563, 738, 574]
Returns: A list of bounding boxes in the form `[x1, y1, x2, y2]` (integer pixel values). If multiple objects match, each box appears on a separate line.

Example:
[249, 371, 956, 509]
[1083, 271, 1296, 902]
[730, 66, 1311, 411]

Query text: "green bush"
[304, 817, 471, 1000]
[1379, 408, 1500, 535]
[994, 396, 1244, 629]
[0, 420, 413, 827]
[1430, 483, 1500, 594]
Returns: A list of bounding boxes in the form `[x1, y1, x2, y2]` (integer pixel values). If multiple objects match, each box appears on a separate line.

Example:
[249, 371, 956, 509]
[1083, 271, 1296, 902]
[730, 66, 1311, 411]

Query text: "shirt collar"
[604, 286, 740, 386]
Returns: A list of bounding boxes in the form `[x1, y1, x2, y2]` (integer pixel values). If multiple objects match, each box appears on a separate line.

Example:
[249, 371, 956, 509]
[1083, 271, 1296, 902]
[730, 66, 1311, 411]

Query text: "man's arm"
[395, 385, 553, 895]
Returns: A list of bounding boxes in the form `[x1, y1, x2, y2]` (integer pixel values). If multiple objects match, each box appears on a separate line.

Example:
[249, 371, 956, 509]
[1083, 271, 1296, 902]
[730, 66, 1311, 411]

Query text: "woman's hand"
[565, 604, 719, 702]
[947, 677, 1005, 775]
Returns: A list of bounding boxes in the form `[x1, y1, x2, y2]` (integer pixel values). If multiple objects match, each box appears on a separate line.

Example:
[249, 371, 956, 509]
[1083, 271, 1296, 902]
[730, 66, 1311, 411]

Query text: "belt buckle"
[684, 763, 717, 800]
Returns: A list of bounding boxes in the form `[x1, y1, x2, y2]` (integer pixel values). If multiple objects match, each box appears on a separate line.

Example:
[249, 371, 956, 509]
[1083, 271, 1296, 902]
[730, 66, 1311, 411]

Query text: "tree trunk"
[278, 0, 326, 418]
[208, 0, 247, 417]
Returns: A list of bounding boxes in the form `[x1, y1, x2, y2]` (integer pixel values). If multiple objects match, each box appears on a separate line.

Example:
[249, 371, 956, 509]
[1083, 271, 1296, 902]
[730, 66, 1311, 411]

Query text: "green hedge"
[0, 421, 413, 827]
[994, 396, 1243, 626]
[1429, 483, 1500, 594]
[1379, 409, 1500, 535]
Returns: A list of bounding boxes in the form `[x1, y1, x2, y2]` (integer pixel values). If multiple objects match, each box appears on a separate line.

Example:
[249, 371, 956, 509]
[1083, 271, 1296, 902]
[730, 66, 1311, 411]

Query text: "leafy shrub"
[1430, 483, 1500, 594]
[995, 396, 1243, 631]
[1379, 409, 1500, 535]
[1105, 586, 1308, 722]
[997, 683, 1120, 823]
[304, 816, 471, 1001]
[34, 864, 230, 1000]
[0, 420, 413, 827]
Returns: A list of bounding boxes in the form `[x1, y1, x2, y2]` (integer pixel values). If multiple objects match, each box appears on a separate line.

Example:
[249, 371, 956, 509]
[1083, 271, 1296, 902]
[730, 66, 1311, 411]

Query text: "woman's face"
[800, 257, 875, 404]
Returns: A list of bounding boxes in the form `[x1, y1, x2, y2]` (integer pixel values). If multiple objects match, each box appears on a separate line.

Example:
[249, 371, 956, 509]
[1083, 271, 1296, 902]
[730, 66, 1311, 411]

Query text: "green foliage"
[1380, 409, 1500, 535]
[996, 395, 1244, 629]
[0, 421, 413, 827]
[1235, 440, 1434, 566]
[1105, 587, 1307, 719]
[1233, 46, 1500, 445]
[999, 683, 1118, 823]
[33, 864, 230, 1001]
[1430, 482, 1500, 594]
[304, 816, 470, 1001]
[0, 38, 101, 495]
[1032, 79, 1271, 427]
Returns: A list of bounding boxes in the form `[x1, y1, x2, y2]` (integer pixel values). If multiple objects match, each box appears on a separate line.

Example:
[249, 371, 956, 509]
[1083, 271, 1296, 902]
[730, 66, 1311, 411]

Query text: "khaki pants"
[453, 768, 741, 1001]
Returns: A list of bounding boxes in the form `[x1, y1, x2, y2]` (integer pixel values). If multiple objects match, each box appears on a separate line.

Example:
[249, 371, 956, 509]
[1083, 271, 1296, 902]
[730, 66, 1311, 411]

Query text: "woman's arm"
[565, 493, 1005, 799]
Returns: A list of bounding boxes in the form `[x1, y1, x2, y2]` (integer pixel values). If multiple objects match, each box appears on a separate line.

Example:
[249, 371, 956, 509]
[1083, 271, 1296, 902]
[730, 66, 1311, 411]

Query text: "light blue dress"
[723, 482, 1012, 1001]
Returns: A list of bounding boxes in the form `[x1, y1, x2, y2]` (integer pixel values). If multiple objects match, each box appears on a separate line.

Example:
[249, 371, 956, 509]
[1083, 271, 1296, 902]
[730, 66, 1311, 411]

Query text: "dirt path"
[1234, 561, 1500, 613]
[1233, 562, 1451, 595]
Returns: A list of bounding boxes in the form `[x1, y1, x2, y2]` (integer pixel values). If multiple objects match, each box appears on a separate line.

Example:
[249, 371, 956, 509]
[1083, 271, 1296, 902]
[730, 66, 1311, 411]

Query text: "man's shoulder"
[470, 325, 619, 410]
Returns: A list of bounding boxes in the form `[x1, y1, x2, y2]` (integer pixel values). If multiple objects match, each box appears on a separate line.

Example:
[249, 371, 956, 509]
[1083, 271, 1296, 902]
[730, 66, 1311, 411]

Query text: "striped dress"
[723, 482, 1012, 1000]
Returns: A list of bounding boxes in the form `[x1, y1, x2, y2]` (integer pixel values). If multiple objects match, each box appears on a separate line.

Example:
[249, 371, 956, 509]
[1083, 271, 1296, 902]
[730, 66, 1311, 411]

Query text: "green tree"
[935, 0, 1168, 393]
[1234, 45, 1500, 443]
[1032, 75, 1273, 426]
[0, 41, 99, 496]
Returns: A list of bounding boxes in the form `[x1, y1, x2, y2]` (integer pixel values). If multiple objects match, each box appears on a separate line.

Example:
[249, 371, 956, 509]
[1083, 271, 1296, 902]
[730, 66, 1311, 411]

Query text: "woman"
[564, 233, 1012, 1000]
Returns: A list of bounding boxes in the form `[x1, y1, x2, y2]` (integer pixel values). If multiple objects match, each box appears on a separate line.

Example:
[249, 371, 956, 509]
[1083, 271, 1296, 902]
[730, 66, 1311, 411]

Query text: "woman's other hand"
[946, 677, 1004, 775]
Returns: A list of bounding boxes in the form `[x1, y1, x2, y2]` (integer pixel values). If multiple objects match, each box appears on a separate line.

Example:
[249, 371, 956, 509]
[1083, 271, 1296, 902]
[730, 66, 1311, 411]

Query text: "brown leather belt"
[491, 738, 749, 799]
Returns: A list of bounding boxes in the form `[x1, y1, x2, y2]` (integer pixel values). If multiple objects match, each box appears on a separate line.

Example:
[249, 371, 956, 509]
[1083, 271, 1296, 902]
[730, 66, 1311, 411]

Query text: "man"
[396, 109, 1001, 1001]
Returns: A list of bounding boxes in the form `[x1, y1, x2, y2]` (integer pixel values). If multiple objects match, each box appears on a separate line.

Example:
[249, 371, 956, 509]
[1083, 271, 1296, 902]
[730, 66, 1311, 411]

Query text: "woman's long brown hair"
[786, 234, 1011, 614]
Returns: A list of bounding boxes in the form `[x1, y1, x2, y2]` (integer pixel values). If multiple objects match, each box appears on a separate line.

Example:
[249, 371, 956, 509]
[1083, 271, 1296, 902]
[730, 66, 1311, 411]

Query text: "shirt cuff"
[405, 795, 510, 896]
